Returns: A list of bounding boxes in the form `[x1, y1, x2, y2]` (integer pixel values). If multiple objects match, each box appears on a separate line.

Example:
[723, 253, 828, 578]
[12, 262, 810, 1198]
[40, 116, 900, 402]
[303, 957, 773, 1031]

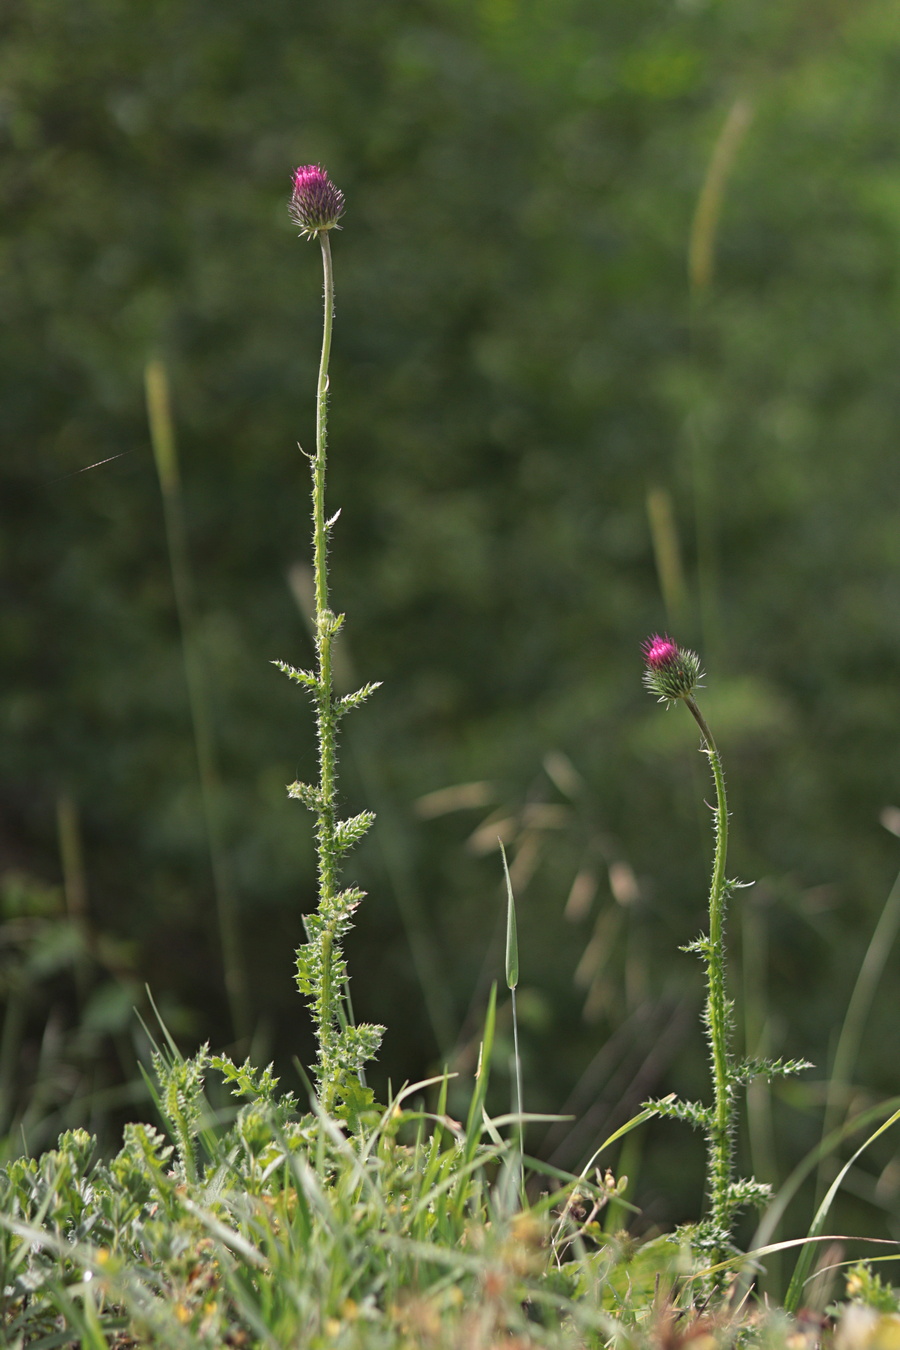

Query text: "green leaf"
[334, 811, 376, 854]
[461, 983, 498, 1174]
[333, 1023, 384, 1076]
[336, 682, 382, 716]
[287, 780, 322, 810]
[785, 1104, 900, 1312]
[295, 943, 320, 997]
[272, 659, 318, 689]
[333, 1078, 378, 1133]
[500, 841, 518, 991]
[733, 1056, 814, 1085]
[727, 1177, 773, 1212]
[643, 1095, 712, 1128]
[681, 934, 712, 958]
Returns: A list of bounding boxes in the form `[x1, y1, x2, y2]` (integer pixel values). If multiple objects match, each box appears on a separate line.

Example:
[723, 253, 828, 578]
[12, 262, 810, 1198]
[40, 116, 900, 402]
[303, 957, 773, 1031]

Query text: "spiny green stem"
[313, 233, 334, 622]
[311, 232, 340, 1102]
[286, 177, 382, 1109]
[685, 695, 733, 1251]
[313, 235, 337, 902]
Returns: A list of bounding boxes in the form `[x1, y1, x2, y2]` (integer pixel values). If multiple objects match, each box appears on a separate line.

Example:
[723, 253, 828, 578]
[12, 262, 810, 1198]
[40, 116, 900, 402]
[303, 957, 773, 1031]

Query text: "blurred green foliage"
[3, 0, 900, 1243]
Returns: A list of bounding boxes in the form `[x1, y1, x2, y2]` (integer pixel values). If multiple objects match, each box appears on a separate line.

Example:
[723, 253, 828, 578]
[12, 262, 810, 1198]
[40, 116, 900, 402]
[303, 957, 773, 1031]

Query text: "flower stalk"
[277, 167, 383, 1115]
[683, 692, 733, 1244]
[642, 636, 809, 1276]
[643, 637, 736, 1250]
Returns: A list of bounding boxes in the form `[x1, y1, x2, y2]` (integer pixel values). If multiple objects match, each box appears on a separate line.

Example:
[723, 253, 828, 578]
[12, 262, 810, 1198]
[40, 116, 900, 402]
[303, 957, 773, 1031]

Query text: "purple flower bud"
[642, 633, 703, 704]
[643, 634, 678, 669]
[288, 165, 345, 239]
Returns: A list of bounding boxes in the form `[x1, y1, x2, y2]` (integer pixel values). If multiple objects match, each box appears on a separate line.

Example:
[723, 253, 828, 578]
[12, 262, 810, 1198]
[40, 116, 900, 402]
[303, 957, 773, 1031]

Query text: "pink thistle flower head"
[643, 634, 679, 669]
[289, 164, 345, 239]
[642, 633, 703, 704]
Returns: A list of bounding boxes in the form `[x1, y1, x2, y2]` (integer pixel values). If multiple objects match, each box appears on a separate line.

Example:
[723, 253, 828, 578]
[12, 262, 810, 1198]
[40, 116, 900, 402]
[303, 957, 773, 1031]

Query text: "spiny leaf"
[121, 1121, 174, 1172]
[210, 1055, 284, 1102]
[644, 1095, 712, 1128]
[336, 682, 382, 717]
[334, 811, 375, 855]
[295, 944, 319, 997]
[681, 934, 712, 957]
[733, 1056, 814, 1085]
[330, 885, 366, 920]
[333, 1023, 384, 1074]
[288, 780, 322, 810]
[333, 1077, 378, 1132]
[320, 609, 345, 638]
[727, 1177, 773, 1211]
[272, 659, 318, 689]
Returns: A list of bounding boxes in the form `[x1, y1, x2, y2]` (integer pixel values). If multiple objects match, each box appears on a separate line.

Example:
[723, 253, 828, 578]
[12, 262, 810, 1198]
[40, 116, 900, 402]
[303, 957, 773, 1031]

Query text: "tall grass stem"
[145, 360, 250, 1045]
[500, 843, 524, 1170]
[818, 865, 900, 1199]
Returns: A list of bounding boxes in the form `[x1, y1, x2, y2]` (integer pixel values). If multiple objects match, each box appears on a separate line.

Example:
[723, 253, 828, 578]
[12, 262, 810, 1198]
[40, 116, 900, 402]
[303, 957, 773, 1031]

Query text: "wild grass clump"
[4, 1040, 898, 1347]
[3, 164, 900, 1349]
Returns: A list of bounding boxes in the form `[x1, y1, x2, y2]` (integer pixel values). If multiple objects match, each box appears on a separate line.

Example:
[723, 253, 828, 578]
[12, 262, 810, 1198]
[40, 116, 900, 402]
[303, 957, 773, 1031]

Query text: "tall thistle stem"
[684, 694, 733, 1244]
[278, 167, 383, 1113]
[312, 231, 339, 1047]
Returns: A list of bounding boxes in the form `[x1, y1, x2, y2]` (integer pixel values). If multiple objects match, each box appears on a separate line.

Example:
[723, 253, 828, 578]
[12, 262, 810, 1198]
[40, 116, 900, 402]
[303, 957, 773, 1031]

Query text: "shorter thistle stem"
[643, 635, 735, 1263]
[685, 695, 733, 1247]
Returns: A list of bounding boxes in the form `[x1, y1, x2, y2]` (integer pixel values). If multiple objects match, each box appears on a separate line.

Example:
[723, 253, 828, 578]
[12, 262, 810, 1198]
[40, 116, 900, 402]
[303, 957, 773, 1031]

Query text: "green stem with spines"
[646, 646, 810, 1284]
[282, 216, 383, 1111]
[685, 694, 733, 1254]
[311, 232, 341, 1105]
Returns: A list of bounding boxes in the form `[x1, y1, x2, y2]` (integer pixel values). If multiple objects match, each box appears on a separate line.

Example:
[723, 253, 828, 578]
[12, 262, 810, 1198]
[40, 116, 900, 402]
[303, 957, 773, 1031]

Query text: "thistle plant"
[275, 165, 383, 1115]
[642, 635, 809, 1273]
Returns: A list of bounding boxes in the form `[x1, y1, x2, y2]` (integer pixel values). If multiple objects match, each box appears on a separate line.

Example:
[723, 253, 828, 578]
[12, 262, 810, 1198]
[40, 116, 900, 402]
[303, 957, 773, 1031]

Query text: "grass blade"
[784, 1104, 900, 1312]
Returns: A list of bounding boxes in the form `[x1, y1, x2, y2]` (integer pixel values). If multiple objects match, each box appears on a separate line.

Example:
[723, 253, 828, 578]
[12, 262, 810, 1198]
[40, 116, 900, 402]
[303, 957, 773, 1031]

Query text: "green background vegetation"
[3, 0, 900, 1253]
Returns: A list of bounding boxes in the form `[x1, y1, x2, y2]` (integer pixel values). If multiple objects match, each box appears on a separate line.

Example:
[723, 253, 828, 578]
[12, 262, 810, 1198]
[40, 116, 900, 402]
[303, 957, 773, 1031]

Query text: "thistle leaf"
[334, 811, 375, 855]
[643, 1095, 712, 1128]
[733, 1056, 814, 1085]
[727, 1177, 773, 1211]
[681, 934, 712, 957]
[288, 780, 323, 810]
[272, 659, 318, 690]
[210, 1055, 286, 1103]
[333, 1023, 384, 1075]
[332, 886, 366, 920]
[336, 682, 382, 717]
[334, 1077, 378, 1132]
